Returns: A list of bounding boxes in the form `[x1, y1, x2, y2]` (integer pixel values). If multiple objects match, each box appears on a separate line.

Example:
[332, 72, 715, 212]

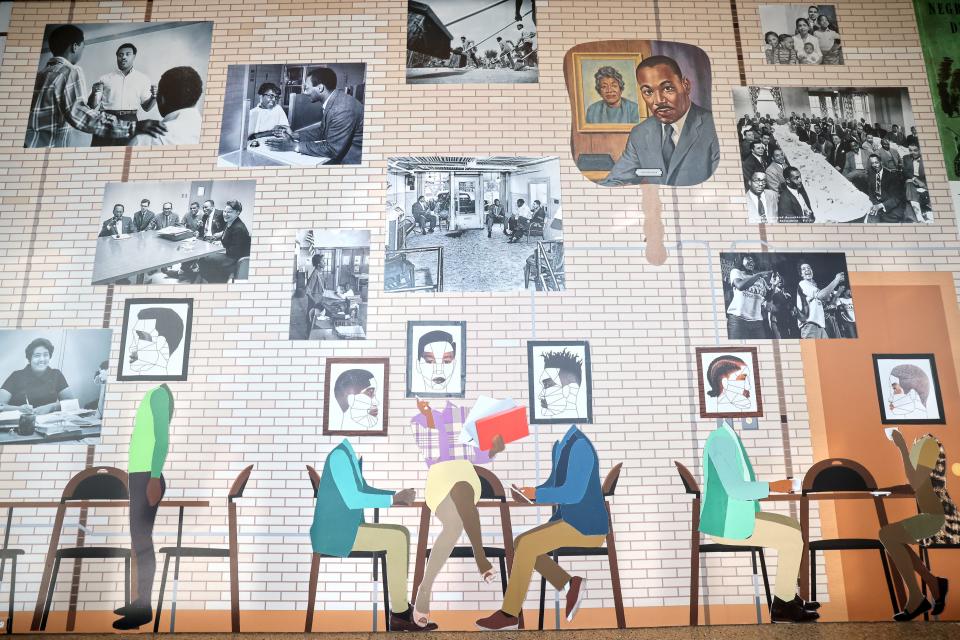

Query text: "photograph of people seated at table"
[91, 179, 256, 285]
[289, 230, 370, 341]
[217, 63, 365, 167]
[0, 328, 110, 446]
[733, 86, 933, 223]
[24, 21, 212, 148]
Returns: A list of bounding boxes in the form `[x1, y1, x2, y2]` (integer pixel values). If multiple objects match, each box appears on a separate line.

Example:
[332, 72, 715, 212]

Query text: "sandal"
[481, 568, 500, 584]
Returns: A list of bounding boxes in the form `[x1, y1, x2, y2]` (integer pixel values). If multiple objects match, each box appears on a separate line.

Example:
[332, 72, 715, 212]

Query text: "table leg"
[799, 497, 810, 600]
[169, 506, 184, 633]
[30, 509, 65, 630]
[409, 505, 430, 605]
[0, 508, 12, 583]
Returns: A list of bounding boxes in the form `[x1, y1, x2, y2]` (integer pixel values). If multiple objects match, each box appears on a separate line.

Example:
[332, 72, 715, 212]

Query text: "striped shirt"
[25, 57, 135, 148]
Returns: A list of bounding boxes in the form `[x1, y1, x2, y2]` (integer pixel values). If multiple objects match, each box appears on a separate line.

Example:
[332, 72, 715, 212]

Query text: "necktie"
[757, 194, 767, 223]
[662, 124, 675, 171]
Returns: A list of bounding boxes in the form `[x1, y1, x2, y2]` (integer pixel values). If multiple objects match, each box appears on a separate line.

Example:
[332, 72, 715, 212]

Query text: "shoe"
[112, 606, 152, 630]
[475, 610, 519, 631]
[113, 604, 139, 616]
[770, 596, 819, 623]
[565, 576, 586, 622]
[789, 595, 821, 611]
[390, 605, 438, 632]
[894, 598, 932, 621]
[932, 577, 949, 616]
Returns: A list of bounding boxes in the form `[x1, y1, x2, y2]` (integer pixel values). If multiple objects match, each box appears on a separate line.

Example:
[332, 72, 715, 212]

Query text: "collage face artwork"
[118, 299, 193, 382]
[696, 347, 763, 419]
[406, 321, 467, 398]
[527, 340, 593, 424]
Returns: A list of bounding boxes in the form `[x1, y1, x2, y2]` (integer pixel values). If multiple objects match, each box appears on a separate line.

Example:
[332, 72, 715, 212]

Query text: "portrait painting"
[872, 354, 945, 425]
[527, 340, 592, 424]
[696, 347, 763, 419]
[324, 358, 389, 436]
[118, 298, 193, 382]
[563, 40, 717, 187]
[406, 321, 466, 398]
[572, 52, 645, 132]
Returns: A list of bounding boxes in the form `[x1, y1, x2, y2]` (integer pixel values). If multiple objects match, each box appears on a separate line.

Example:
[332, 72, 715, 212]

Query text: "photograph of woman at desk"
[217, 63, 366, 168]
[0, 329, 111, 446]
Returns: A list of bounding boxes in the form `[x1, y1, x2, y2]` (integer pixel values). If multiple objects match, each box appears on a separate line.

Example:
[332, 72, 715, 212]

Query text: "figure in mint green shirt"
[114, 384, 172, 630]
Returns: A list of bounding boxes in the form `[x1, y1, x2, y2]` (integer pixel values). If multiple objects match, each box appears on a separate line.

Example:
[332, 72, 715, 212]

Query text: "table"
[762, 490, 916, 604]
[0, 499, 211, 631]
[0, 411, 100, 446]
[91, 231, 224, 285]
[218, 143, 330, 167]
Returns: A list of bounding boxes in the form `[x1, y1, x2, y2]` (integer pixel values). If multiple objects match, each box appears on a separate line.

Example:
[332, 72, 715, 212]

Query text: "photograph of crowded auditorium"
[721, 252, 857, 340]
[385, 156, 564, 292]
[758, 4, 843, 65]
[25, 21, 212, 148]
[406, 0, 537, 84]
[733, 86, 933, 223]
[217, 63, 365, 167]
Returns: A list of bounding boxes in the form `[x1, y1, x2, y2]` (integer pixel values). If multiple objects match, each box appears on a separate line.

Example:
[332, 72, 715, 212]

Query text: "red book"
[476, 406, 529, 450]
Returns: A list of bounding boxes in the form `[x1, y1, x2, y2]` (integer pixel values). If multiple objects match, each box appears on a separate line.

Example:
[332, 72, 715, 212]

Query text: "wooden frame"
[527, 340, 593, 424]
[571, 51, 646, 132]
[117, 298, 194, 382]
[406, 321, 467, 398]
[871, 353, 946, 425]
[695, 346, 763, 419]
[323, 357, 389, 437]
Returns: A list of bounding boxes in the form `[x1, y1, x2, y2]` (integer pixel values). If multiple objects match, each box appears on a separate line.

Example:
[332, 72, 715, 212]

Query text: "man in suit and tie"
[902, 144, 931, 223]
[876, 138, 901, 172]
[99, 204, 135, 237]
[148, 202, 180, 230]
[411, 195, 436, 234]
[601, 55, 719, 187]
[742, 141, 768, 188]
[739, 129, 756, 160]
[842, 139, 871, 193]
[866, 154, 906, 222]
[777, 166, 815, 223]
[765, 148, 789, 193]
[266, 68, 364, 165]
[133, 199, 155, 233]
[745, 172, 778, 223]
[827, 134, 846, 170]
[889, 124, 906, 146]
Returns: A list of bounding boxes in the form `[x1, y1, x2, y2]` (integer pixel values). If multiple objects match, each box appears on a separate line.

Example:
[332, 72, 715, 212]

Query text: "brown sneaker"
[565, 576, 586, 622]
[475, 610, 520, 631]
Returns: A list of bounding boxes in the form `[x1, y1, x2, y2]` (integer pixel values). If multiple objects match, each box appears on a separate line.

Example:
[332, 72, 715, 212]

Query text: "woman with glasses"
[247, 82, 289, 137]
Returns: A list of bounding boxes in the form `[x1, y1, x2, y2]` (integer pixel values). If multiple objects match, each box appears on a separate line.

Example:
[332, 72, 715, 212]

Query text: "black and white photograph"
[0, 328, 111, 446]
[25, 21, 213, 148]
[323, 358, 389, 437]
[721, 252, 857, 340]
[733, 86, 933, 223]
[527, 340, 592, 424]
[872, 354, 946, 425]
[759, 4, 842, 65]
[385, 156, 564, 292]
[406, 321, 466, 398]
[696, 347, 763, 419]
[118, 298, 193, 382]
[289, 230, 370, 341]
[217, 63, 366, 167]
[92, 179, 256, 285]
[406, 0, 537, 84]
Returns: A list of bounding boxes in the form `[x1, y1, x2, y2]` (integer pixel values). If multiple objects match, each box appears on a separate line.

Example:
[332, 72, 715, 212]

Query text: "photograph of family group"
[759, 4, 842, 65]
[734, 86, 933, 223]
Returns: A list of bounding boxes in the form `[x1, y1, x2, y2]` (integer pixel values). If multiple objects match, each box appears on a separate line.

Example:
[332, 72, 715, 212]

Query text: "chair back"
[306, 464, 321, 497]
[228, 465, 254, 503]
[474, 466, 506, 500]
[802, 458, 877, 494]
[602, 463, 623, 497]
[674, 461, 701, 497]
[61, 466, 129, 502]
[233, 256, 250, 281]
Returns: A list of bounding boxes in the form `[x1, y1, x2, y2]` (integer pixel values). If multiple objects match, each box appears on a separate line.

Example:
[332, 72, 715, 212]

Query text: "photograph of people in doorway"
[385, 155, 564, 292]
[407, 0, 537, 84]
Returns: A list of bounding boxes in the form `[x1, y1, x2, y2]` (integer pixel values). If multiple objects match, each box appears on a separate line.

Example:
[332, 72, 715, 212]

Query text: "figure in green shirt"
[113, 384, 172, 630]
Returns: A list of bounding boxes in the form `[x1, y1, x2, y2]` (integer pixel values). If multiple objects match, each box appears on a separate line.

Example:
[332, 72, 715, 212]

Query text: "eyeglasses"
[262, 93, 280, 99]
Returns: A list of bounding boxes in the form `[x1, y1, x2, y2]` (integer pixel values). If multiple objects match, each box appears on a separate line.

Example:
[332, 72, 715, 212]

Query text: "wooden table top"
[0, 499, 210, 509]
[91, 230, 224, 284]
[762, 490, 915, 502]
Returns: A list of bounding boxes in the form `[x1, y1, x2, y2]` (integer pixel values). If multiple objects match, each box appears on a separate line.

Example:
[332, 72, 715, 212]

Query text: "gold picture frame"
[572, 52, 647, 133]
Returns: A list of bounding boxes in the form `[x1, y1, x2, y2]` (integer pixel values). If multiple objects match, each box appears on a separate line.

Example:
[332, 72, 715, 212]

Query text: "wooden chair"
[674, 461, 771, 626]
[537, 463, 626, 630]
[32, 467, 131, 631]
[230, 256, 250, 282]
[304, 465, 389, 632]
[154, 465, 252, 632]
[801, 458, 899, 615]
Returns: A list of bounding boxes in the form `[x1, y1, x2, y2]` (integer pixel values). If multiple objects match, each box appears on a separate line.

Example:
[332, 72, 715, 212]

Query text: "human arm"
[140, 83, 157, 112]
[0, 388, 32, 414]
[601, 132, 645, 185]
[327, 448, 394, 509]
[299, 107, 360, 161]
[731, 269, 771, 291]
[814, 273, 844, 301]
[149, 387, 172, 478]
[890, 430, 933, 489]
[534, 438, 595, 505]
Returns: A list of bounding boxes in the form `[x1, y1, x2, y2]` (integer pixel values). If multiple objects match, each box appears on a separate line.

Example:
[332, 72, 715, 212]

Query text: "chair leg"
[305, 554, 320, 633]
[40, 557, 60, 631]
[809, 549, 817, 603]
[498, 556, 507, 595]
[154, 554, 171, 633]
[750, 550, 762, 624]
[380, 555, 390, 632]
[758, 549, 772, 611]
[878, 549, 899, 616]
[124, 556, 131, 607]
[537, 575, 546, 630]
[7, 556, 16, 635]
[922, 547, 932, 621]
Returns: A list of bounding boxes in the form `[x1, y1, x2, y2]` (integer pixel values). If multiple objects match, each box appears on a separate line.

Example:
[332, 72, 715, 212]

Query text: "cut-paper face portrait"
[538, 349, 583, 418]
[888, 364, 931, 420]
[335, 368, 380, 429]
[129, 307, 184, 375]
[417, 330, 456, 392]
[706, 355, 753, 411]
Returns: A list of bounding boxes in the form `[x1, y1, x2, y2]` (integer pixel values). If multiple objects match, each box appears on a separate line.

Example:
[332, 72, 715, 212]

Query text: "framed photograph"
[118, 298, 193, 382]
[758, 5, 843, 65]
[572, 52, 645, 132]
[324, 358, 389, 436]
[406, 321, 466, 398]
[527, 341, 592, 424]
[872, 354, 945, 425]
[696, 347, 763, 418]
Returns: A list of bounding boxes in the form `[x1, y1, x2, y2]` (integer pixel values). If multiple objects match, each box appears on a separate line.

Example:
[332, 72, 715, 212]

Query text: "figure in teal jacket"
[310, 439, 436, 632]
[700, 420, 819, 623]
